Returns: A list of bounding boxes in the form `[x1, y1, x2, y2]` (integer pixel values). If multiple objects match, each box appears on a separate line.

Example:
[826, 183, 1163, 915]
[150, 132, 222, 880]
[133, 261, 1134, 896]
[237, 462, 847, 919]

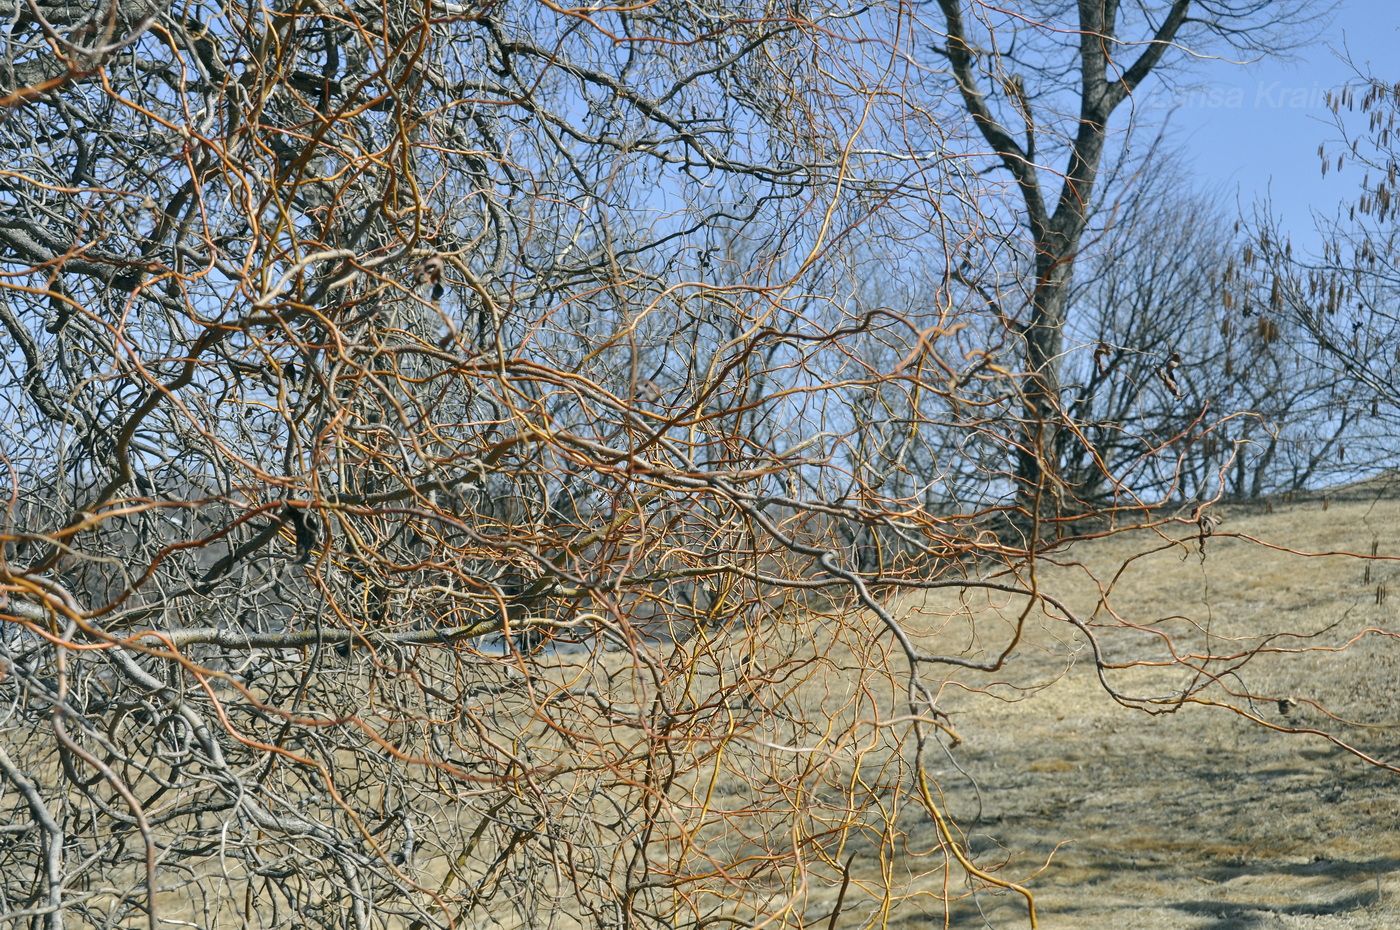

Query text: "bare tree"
[0, 4, 1388, 930]
[1256, 68, 1400, 454]
[1059, 170, 1364, 503]
[927, 0, 1321, 505]
[0, 4, 1052, 927]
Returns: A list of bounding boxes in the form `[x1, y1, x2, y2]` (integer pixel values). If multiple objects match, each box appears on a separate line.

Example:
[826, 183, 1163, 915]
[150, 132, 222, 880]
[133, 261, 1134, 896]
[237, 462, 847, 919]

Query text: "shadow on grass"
[1171, 886, 1384, 928]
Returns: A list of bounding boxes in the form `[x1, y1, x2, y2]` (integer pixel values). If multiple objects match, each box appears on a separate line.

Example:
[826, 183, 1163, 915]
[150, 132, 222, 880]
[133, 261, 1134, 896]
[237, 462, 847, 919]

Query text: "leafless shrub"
[0, 4, 1385, 930]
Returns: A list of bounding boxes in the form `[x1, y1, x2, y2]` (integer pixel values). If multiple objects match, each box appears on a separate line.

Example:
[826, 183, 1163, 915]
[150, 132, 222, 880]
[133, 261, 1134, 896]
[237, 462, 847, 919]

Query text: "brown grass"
[851, 482, 1400, 928]
[31, 485, 1400, 929]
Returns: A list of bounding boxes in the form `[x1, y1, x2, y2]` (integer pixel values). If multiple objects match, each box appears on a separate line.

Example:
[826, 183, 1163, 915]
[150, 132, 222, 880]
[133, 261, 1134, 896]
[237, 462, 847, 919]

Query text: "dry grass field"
[459, 480, 1400, 930]
[429, 481, 1400, 930]
[27, 482, 1396, 930]
[866, 481, 1400, 928]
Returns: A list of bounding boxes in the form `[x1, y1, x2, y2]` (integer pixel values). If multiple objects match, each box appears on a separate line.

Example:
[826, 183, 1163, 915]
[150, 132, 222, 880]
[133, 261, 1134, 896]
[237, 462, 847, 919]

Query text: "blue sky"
[1147, 1, 1399, 249]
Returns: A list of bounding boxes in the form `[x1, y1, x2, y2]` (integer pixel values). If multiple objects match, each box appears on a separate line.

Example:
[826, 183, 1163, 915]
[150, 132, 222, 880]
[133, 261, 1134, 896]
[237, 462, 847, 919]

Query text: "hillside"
[885, 480, 1400, 927]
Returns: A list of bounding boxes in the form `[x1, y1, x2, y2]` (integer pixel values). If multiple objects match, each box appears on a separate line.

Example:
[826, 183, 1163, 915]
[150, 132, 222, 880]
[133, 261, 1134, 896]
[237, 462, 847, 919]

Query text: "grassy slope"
[885, 481, 1400, 928]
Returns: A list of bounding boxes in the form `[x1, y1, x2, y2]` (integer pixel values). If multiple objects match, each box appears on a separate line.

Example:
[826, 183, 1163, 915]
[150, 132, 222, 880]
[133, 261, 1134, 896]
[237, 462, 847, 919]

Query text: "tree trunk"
[936, 0, 1195, 515]
[1019, 234, 1075, 504]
